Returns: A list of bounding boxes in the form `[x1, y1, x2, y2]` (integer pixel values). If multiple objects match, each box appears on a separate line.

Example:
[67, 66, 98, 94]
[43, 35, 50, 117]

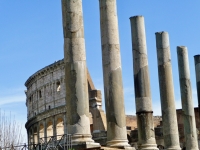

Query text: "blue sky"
[1, 1, 200, 140]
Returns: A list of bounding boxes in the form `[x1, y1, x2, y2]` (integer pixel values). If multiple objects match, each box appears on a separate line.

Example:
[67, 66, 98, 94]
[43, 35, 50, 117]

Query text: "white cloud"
[0, 95, 26, 106]
[0, 86, 26, 106]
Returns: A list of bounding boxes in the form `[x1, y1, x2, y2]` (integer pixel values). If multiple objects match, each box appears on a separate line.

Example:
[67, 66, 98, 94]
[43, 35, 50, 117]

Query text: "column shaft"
[62, 0, 97, 145]
[155, 32, 181, 150]
[177, 46, 198, 150]
[130, 16, 158, 150]
[99, 0, 130, 148]
[194, 55, 200, 118]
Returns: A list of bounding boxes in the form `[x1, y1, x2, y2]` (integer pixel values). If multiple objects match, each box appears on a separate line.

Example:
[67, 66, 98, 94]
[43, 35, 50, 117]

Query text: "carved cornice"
[25, 59, 65, 88]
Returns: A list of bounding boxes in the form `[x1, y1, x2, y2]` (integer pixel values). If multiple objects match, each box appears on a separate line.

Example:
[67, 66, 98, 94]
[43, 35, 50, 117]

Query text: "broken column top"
[194, 55, 200, 65]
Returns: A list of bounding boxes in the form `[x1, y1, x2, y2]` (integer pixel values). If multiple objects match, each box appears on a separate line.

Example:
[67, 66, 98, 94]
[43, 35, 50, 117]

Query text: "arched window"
[39, 90, 42, 98]
[56, 81, 61, 92]
[34, 127, 38, 144]
[39, 124, 44, 140]
[47, 121, 53, 141]
[56, 118, 64, 139]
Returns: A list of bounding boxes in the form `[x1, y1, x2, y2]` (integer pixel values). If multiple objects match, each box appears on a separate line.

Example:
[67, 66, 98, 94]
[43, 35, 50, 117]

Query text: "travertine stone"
[194, 55, 200, 118]
[62, 0, 98, 145]
[155, 32, 181, 150]
[99, 0, 130, 148]
[177, 46, 199, 150]
[130, 16, 158, 150]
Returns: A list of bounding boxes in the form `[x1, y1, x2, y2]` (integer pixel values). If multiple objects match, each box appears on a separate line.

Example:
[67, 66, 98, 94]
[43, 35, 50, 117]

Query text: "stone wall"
[25, 59, 107, 145]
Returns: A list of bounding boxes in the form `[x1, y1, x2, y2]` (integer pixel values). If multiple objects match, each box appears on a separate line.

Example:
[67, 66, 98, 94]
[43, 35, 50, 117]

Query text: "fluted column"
[194, 55, 200, 118]
[155, 32, 181, 150]
[99, 0, 130, 148]
[177, 46, 199, 150]
[62, 0, 99, 147]
[130, 16, 158, 150]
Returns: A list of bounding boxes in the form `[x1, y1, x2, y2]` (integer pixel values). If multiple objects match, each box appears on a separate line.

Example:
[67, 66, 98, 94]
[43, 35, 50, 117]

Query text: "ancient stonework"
[177, 46, 199, 150]
[62, 0, 100, 148]
[99, 0, 131, 148]
[155, 32, 181, 150]
[130, 16, 158, 150]
[25, 59, 107, 147]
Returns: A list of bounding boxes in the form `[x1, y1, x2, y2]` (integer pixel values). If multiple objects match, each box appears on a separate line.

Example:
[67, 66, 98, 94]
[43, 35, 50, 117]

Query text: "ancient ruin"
[25, 0, 200, 150]
[177, 46, 198, 150]
[130, 16, 158, 149]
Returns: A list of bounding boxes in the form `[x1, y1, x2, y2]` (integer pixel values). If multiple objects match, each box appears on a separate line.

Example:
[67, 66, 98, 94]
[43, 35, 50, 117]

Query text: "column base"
[71, 134, 94, 143]
[106, 140, 135, 149]
[164, 148, 181, 150]
[139, 144, 158, 150]
[71, 142, 101, 150]
[70, 134, 100, 149]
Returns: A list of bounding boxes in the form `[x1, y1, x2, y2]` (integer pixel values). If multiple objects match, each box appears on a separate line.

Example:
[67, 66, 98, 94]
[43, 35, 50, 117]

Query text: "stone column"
[62, 0, 99, 147]
[194, 55, 200, 118]
[177, 46, 199, 150]
[130, 16, 158, 150]
[99, 0, 130, 148]
[155, 32, 181, 150]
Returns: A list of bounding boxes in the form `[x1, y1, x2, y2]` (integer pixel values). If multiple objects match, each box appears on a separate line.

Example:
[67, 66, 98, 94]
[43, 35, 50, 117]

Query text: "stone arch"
[39, 123, 44, 140]
[56, 117, 64, 139]
[47, 120, 53, 141]
[33, 126, 38, 144]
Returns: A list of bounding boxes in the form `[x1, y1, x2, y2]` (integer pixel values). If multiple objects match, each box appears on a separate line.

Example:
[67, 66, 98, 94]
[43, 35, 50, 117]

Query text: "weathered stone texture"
[130, 16, 158, 150]
[99, 0, 130, 148]
[62, 0, 95, 144]
[155, 32, 181, 150]
[177, 46, 199, 150]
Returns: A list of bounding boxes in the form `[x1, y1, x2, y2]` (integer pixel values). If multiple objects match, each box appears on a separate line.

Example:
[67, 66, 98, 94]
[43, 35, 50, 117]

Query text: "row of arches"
[28, 117, 65, 145]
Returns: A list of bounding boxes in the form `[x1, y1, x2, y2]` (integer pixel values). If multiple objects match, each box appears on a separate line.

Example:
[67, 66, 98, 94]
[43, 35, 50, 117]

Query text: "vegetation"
[0, 110, 25, 149]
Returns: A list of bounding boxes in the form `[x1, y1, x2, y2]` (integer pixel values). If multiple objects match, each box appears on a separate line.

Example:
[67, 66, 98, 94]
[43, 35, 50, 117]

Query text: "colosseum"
[25, 59, 108, 146]
[24, 58, 200, 149]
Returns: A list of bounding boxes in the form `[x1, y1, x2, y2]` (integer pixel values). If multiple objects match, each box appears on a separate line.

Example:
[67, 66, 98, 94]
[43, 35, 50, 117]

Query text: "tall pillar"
[177, 46, 199, 150]
[62, 0, 99, 147]
[155, 32, 181, 150]
[99, 0, 130, 148]
[194, 55, 200, 118]
[130, 16, 158, 150]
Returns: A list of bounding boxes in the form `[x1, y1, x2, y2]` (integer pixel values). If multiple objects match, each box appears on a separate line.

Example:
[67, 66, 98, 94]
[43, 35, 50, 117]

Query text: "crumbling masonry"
[25, 0, 200, 150]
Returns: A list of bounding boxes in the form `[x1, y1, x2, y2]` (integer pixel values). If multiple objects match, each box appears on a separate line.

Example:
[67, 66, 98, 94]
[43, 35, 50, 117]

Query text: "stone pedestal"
[194, 55, 200, 119]
[99, 0, 131, 148]
[130, 16, 158, 150]
[155, 32, 181, 150]
[62, 0, 99, 147]
[177, 46, 199, 150]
